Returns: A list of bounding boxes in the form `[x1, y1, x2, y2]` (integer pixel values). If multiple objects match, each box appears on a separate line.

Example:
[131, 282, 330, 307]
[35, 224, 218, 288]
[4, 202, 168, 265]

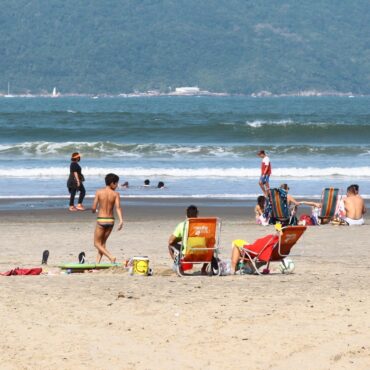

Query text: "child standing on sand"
[92, 173, 123, 263]
[258, 150, 272, 195]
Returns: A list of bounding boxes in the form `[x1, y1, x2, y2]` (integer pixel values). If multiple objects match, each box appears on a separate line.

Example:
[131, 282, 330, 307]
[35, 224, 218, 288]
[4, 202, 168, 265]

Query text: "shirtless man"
[92, 173, 123, 263]
[343, 185, 366, 225]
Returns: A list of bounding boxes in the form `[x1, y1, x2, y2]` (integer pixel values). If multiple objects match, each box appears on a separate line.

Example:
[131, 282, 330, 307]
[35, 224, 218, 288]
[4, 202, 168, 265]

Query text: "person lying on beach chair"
[230, 225, 306, 275]
[168, 206, 221, 276]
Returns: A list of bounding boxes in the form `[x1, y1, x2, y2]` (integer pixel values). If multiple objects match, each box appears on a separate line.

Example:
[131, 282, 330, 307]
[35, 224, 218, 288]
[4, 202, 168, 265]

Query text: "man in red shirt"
[258, 150, 272, 195]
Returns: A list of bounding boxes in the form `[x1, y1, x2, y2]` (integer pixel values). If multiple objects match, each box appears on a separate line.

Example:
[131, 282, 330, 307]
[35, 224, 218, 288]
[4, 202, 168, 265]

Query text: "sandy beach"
[1, 200, 369, 370]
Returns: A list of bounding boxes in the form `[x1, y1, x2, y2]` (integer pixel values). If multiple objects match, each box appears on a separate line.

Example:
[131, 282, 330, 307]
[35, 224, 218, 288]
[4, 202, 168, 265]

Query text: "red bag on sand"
[0, 268, 42, 276]
[299, 214, 313, 226]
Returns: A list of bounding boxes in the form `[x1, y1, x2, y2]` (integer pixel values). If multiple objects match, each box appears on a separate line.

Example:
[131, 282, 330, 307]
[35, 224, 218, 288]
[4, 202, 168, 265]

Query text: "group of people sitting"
[166, 204, 287, 276]
[167, 184, 367, 275]
[255, 183, 366, 226]
[168, 205, 248, 275]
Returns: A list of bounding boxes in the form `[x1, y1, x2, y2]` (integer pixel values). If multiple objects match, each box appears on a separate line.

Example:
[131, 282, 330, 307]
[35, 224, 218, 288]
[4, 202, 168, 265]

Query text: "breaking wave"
[0, 141, 369, 158]
[244, 119, 294, 127]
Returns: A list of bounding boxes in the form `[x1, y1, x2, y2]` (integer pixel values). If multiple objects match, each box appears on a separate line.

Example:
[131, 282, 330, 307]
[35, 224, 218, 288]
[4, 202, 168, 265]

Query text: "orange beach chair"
[175, 217, 221, 276]
[240, 225, 306, 274]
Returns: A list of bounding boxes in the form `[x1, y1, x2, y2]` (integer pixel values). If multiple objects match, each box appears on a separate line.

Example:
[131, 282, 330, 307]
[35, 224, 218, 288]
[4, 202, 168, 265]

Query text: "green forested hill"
[1, 0, 370, 94]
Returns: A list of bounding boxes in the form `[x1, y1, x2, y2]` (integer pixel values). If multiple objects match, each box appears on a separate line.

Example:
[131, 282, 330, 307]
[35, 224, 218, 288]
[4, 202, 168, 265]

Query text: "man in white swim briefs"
[343, 185, 366, 225]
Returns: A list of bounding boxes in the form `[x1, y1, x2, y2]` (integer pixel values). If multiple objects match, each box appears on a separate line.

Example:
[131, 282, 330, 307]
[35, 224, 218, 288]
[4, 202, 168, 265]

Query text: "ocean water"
[0, 95, 369, 204]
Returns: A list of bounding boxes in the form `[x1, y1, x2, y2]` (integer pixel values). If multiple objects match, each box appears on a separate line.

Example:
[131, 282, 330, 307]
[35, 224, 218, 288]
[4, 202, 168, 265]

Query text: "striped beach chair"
[319, 188, 340, 223]
[267, 188, 290, 225]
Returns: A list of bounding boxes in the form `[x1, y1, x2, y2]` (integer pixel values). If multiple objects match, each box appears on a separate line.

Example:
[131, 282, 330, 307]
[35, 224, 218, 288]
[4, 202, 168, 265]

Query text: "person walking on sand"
[67, 152, 86, 211]
[258, 150, 271, 195]
[92, 173, 123, 263]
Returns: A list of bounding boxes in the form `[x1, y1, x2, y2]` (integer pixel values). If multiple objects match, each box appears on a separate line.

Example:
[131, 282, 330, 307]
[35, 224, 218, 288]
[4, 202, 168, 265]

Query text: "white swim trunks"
[343, 217, 364, 226]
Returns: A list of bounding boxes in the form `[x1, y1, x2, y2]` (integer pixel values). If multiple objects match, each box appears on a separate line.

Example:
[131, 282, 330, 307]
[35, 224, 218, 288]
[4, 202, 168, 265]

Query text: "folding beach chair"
[267, 188, 290, 225]
[319, 188, 340, 223]
[175, 217, 221, 277]
[240, 225, 306, 275]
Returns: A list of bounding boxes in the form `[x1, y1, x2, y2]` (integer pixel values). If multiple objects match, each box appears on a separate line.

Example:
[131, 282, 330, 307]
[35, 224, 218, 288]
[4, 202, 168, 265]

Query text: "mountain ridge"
[1, 1, 370, 94]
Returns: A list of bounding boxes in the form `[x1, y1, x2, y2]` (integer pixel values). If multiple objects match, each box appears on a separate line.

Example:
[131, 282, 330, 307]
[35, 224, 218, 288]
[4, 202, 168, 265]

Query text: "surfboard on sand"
[60, 262, 122, 271]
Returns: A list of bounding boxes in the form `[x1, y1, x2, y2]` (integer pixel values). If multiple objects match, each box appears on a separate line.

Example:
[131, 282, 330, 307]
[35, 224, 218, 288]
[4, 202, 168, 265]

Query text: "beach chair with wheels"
[175, 217, 221, 277]
[240, 225, 306, 275]
[319, 188, 340, 223]
[267, 188, 290, 225]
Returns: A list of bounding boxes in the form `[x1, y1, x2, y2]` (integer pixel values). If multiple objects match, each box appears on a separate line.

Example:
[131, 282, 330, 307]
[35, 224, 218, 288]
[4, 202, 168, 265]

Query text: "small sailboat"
[4, 82, 14, 98]
[51, 87, 60, 97]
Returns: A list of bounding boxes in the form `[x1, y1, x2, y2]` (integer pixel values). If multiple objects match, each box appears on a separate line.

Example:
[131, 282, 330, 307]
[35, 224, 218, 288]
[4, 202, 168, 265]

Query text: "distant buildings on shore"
[118, 86, 228, 97]
[0, 84, 360, 98]
[0, 84, 229, 98]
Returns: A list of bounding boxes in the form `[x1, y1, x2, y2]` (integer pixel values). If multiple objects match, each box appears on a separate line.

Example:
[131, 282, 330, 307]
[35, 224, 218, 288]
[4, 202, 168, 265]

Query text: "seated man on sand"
[168, 205, 198, 259]
[342, 185, 366, 225]
[168, 205, 208, 274]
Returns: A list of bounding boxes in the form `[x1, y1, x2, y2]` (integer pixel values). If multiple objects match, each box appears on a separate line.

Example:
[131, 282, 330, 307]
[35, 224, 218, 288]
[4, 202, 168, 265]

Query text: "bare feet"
[76, 204, 85, 211]
[69, 206, 78, 212]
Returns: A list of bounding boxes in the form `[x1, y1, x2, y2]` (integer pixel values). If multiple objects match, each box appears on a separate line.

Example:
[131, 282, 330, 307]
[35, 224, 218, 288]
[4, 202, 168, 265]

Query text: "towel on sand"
[0, 267, 42, 276]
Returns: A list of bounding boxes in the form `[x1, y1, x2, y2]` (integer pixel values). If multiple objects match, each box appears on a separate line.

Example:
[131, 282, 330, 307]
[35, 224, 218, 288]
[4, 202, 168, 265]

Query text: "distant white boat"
[4, 82, 14, 98]
[51, 87, 60, 97]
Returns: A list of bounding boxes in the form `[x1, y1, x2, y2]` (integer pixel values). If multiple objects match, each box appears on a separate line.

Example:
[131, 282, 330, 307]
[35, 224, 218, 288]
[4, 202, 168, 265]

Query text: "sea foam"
[1, 141, 369, 158]
[1, 166, 370, 178]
